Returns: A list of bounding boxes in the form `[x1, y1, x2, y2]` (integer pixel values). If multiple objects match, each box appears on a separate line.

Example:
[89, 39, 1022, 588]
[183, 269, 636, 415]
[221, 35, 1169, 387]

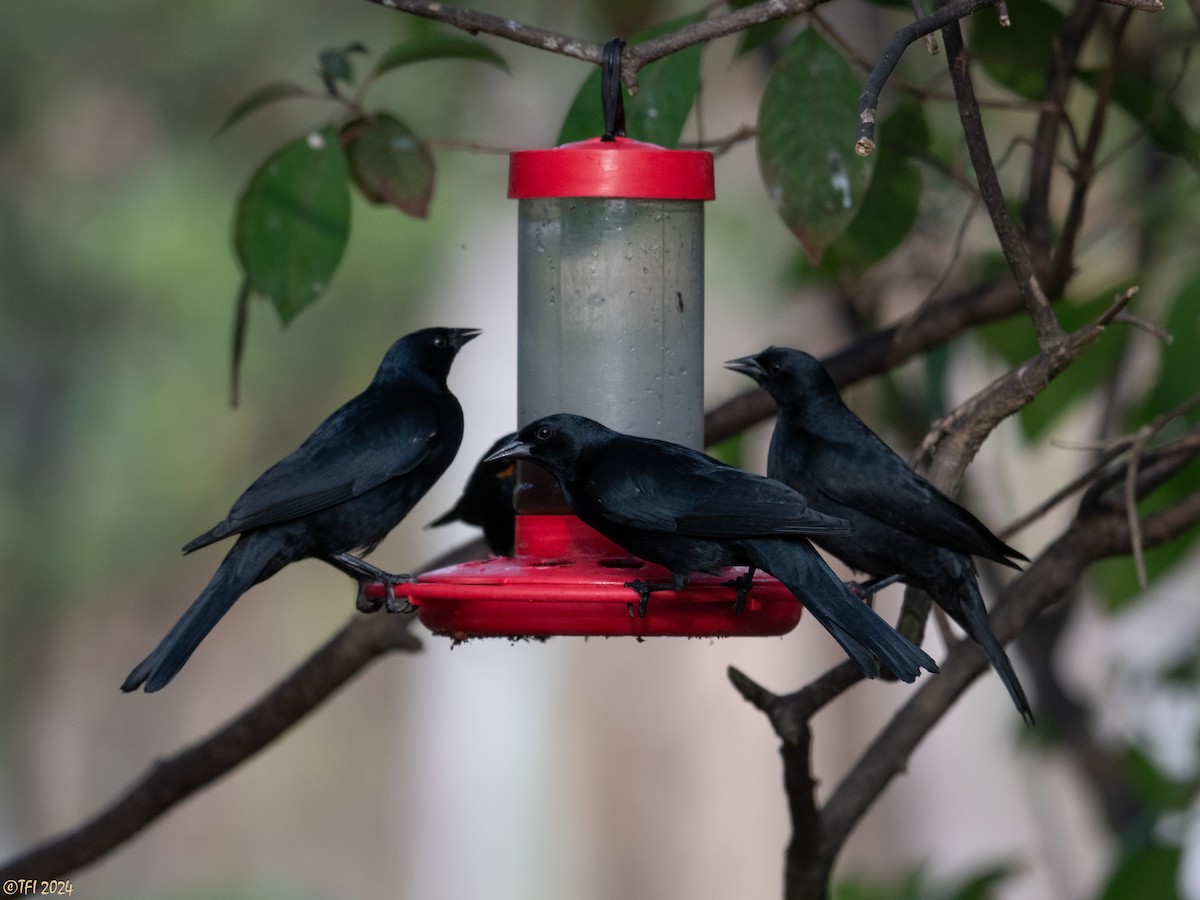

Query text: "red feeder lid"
[367, 515, 801, 640]
[508, 137, 715, 201]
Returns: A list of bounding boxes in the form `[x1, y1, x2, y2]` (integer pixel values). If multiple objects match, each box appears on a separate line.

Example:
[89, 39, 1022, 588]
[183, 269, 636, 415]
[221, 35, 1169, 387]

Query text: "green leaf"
[318, 42, 368, 92]
[1098, 841, 1182, 900]
[369, 33, 510, 81]
[557, 12, 704, 147]
[972, 0, 1064, 100]
[216, 82, 315, 135]
[757, 28, 875, 264]
[234, 126, 351, 324]
[342, 114, 435, 218]
[806, 102, 925, 280]
[1078, 69, 1200, 169]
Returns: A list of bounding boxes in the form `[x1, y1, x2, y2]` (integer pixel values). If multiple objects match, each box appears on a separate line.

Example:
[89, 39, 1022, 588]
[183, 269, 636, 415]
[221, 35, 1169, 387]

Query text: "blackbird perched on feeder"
[121, 327, 480, 693]
[488, 414, 939, 683]
[726, 346, 1032, 721]
[429, 432, 518, 556]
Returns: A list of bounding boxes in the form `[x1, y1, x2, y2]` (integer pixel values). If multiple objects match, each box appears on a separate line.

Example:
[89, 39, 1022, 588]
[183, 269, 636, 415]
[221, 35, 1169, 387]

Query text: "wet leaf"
[342, 114, 435, 218]
[234, 126, 351, 324]
[757, 28, 875, 264]
[557, 12, 703, 147]
[807, 102, 925, 280]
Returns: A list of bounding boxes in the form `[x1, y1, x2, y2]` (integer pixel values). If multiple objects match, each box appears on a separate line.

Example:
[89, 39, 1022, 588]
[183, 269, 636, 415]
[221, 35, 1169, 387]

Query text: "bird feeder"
[391, 42, 799, 639]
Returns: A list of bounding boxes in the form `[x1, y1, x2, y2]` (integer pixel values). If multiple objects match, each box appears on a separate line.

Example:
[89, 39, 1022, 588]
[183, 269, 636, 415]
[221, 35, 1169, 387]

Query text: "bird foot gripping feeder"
[395, 41, 800, 639]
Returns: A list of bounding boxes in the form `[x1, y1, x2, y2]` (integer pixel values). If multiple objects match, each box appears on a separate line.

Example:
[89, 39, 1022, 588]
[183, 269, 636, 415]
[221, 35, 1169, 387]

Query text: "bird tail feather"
[745, 539, 938, 683]
[948, 573, 1033, 724]
[122, 531, 282, 693]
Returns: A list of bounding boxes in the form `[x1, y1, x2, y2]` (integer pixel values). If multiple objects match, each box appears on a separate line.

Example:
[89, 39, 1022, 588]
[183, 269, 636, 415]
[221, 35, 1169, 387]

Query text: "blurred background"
[3, 2, 1199, 898]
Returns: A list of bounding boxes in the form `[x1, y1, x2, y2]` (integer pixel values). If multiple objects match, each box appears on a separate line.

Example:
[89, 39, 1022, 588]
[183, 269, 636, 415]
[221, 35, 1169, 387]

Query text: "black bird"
[487, 414, 939, 683]
[726, 346, 1032, 721]
[122, 326, 480, 693]
[429, 432, 518, 556]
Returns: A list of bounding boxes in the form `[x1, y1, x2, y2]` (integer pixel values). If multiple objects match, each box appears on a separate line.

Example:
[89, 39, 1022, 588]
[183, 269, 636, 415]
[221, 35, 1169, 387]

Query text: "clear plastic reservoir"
[516, 196, 705, 447]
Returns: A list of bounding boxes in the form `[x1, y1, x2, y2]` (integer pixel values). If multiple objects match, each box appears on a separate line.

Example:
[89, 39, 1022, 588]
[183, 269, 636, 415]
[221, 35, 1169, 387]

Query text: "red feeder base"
[380, 515, 802, 639]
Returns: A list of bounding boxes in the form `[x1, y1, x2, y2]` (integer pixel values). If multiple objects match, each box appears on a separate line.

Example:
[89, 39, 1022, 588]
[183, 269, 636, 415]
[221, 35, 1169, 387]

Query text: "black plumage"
[727, 346, 1032, 721]
[122, 326, 479, 693]
[429, 432, 518, 556]
[487, 414, 938, 683]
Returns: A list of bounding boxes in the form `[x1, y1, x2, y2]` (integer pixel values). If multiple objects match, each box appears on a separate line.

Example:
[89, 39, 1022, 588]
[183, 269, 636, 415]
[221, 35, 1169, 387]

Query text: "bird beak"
[484, 436, 532, 464]
[451, 328, 483, 350]
[725, 354, 765, 380]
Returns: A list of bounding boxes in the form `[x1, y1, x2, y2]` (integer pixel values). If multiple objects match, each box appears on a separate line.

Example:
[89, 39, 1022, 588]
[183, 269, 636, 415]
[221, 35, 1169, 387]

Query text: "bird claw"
[356, 589, 385, 614]
[382, 573, 419, 614]
[722, 567, 756, 614]
[352, 572, 418, 615]
[623, 579, 669, 619]
[846, 573, 904, 600]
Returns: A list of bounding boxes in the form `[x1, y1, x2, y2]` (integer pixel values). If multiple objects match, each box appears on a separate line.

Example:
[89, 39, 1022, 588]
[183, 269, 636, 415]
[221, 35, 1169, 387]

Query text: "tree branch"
[855, 0, 999, 156]
[1024, 0, 1101, 259]
[358, 0, 605, 66]
[0, 613, 422, 881]
[913, 286, 1135, 486]
[1050, 9, 1133, 290]
[941, 17, 1065, 347]
[821, 483, 1200, 851]
[0, 537, 488, 882]
[705, 276, 1033, 445]
[358, 0, 827, 93]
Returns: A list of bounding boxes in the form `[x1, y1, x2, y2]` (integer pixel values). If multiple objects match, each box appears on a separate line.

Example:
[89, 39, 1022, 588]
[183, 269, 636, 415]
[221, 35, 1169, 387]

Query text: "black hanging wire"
[601, 38, 626, 142]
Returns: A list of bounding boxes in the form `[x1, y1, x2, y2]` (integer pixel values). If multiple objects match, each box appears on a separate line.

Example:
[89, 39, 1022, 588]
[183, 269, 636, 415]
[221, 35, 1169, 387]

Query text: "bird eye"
[432, 334, 448, 349]
[767, 360, 784, 376]
[534, 425, 554, 442]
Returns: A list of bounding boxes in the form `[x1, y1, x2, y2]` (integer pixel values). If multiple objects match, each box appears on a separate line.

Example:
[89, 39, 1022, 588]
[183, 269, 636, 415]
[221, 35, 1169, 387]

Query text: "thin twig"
[1050, 10, 1133, 291]
[855, 0, 1000, 156]
[1112, 312, 1173, 344]
[911, 0, 940, 54]
[1125, 427, 1151, 586]
[358, 0, 603, 65]
[941, 18, 1064, 348]
[678, 124, 758, 157]
[913, 287, 1136, 478]
[1024, 0, 1100, 260]
[1100, 0, 1163, 9]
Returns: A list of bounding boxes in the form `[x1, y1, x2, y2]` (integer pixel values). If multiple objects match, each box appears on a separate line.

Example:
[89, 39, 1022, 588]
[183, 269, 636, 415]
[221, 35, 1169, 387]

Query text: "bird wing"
[808, 433, 1025, 564]
[588, 440, 848, 539]
[186, 394, 444, 550]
